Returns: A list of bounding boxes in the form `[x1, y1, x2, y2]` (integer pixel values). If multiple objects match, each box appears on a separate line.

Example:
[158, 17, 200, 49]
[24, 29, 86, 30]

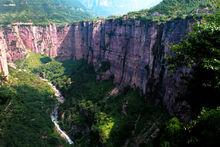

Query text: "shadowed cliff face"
[0, 18, 194, 115]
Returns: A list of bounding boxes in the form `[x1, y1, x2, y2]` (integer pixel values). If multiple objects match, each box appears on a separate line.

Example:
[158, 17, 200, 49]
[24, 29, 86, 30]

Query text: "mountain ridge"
[125, 0, 218, 22]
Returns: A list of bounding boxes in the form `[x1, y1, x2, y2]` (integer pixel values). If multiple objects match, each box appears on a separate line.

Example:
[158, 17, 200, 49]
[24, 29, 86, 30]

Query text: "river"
[42, 78, 74, 145]
[18, 53, 74, 144]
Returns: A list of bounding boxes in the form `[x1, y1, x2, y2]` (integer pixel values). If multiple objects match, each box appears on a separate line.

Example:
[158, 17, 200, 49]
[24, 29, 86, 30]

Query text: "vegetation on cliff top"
[110, 0, 218, 23]
[0, 0, 218, 25]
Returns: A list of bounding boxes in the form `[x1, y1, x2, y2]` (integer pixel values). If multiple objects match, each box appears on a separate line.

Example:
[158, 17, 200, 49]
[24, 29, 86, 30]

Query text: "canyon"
[0, 17, 194, 116]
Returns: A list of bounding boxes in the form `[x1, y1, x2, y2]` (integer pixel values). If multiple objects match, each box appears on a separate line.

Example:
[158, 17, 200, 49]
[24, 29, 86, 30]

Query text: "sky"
[80, 0, 163, 17]
[112, 0, 163, 16]
[130, 0, 163, 10]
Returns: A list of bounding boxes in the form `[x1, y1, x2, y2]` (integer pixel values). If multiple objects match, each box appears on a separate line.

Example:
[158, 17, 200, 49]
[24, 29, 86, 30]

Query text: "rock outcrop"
[0, 31, 9, 79]
[0, 17, 195, 114]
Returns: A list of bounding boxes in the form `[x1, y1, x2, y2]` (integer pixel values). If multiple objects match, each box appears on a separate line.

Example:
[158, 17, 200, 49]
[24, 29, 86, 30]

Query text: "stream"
[41, 78, 74, 145]
[18, 53, 74, 144]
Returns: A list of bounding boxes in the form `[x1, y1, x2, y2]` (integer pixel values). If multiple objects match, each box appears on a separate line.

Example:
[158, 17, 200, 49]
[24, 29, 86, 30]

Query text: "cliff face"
[0, 18, 194, 114]
[0, 24, 73, 61]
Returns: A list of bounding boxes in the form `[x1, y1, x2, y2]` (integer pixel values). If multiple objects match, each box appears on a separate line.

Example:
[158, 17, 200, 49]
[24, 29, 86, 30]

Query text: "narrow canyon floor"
[0, 53, 169, 146]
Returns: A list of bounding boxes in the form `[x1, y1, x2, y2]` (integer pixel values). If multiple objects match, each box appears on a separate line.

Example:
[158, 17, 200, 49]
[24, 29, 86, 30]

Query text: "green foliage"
[125, 0, 218, 23]
[16, 53, 51, 70]
[0, 85, 15, 105]
[158, 117, 184, 147]
[98, 61, 111, 73]
[165, 117, 183, 136]
[150, 0, 217, 16]
[169, 11, 220, 108]
[187, 107, 220, 146]
[14, 53, 168, 146]
[27, 55, 168, 146]
[0, 0, 91, 25]
[16, 53, 74, 91]
[159, 9, 220, 147]
[170, 22, 220, 68]
[92, 112, 114, 143]
[158, 107, 220, 146]
[0, 69, 64, 146]
[59, 73, 168, 146]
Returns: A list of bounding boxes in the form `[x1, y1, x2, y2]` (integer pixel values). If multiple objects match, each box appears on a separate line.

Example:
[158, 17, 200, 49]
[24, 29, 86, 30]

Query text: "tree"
[169, 11, 220, 110]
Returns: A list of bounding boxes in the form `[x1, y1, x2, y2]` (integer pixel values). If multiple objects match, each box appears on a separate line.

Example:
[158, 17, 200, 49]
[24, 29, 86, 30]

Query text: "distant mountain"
[80, 0, 162, 17]
[0, 0, 91, 25]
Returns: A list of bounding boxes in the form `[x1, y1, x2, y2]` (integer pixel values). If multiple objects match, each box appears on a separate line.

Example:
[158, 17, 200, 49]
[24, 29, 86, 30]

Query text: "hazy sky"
[114, 0, 163, 15]
[80, 0, 163, 16]
[131, 0, 163, 10]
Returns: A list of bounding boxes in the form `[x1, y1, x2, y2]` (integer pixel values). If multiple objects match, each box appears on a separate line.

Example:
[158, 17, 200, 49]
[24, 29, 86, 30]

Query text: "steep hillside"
[0, 69, 65, 146]
[0, 0, 91, 25]
[125, 0, 217, 22]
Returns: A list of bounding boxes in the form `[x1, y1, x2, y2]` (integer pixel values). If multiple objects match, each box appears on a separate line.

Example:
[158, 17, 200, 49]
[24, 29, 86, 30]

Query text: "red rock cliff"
[0, 18, 194, 114]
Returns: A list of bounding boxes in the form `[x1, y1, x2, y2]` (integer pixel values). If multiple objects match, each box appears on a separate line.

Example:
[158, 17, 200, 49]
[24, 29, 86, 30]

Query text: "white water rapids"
[42, 78, 74, 145]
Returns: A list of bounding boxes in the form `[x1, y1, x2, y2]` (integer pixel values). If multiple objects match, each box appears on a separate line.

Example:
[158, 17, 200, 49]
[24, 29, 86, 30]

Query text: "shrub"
[98, 61, 111, 73]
